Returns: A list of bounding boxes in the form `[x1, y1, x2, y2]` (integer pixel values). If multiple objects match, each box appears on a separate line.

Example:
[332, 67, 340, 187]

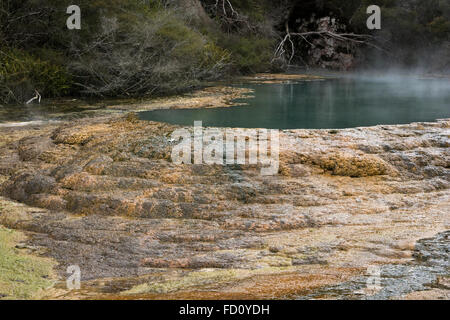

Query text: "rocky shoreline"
[0, 78, 448, 300]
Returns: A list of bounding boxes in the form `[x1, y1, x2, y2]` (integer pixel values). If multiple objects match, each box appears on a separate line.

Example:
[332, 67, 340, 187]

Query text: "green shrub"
[69, 8, 231, 97]
[428, 16, 450, 40]
[201, 42, 232, 70]
[219, 35, 274, 73]
[0, 48, 71, 104]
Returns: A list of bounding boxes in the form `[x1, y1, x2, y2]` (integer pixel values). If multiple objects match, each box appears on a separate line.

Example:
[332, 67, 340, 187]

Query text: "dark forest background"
[1, 0, 449, 103]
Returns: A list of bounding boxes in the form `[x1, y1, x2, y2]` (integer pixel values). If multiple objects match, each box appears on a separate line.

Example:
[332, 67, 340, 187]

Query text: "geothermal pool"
[139, 76, 450, 129]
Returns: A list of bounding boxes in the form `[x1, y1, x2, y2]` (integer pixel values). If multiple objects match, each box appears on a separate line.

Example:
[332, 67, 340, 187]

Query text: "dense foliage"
[0, 0, 448, 103]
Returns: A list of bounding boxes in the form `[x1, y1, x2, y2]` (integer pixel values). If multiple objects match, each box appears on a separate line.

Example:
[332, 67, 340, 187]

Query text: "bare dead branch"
[273, 27, 387, 66]
[26, 90, 41, 104]
[208, 0, 253, 32]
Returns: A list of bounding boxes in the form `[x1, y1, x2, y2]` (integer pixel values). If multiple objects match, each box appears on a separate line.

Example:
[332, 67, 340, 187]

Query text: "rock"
[392, 240, 416, 251]
[17, 136, 54, 161]
[269, 245, 283, 253]
[2, 173, 57, 203]
[315, 152, 390, 177]
[51, 123, 111, 145]
[51, 164, 84, 181]
[306, 17, 356, 70]
[29, 194, 67, 211]
[0, 111, 448, 299]
[292, 256, 328, 265]
[84, 155, 114, 175]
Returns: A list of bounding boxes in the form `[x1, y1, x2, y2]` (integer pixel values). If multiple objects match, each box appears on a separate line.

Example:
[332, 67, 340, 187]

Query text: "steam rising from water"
[341, 72, 450, 97]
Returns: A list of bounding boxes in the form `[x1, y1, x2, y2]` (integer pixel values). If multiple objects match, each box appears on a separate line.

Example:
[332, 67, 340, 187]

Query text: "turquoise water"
[139, 77, 450, 129]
